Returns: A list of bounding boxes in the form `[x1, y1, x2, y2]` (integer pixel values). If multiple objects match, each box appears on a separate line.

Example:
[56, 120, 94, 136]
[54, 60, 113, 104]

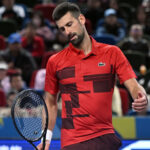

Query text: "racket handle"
[42, 129, 53, 142]
[42, 130, 52, 150]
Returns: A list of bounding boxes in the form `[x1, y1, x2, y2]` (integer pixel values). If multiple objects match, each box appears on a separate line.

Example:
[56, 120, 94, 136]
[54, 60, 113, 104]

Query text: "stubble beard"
[70, 31, 85, 47]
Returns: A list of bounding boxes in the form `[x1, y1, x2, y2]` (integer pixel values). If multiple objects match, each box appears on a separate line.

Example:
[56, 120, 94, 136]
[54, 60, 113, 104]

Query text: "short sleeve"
[114, 46, 137, 84]
[44, 56, 59, 95]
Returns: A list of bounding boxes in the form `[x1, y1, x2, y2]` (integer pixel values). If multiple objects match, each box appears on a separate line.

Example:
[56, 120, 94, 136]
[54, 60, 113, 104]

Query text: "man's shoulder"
[48, 46, 70, 62]
[20, 49, 33, 57]
[13, 5, 25, 17]
[0, 49, 9, 55]
[96, 42, 120, 54]
[140, 38, 148, 44]
[13, 5, 25, 12]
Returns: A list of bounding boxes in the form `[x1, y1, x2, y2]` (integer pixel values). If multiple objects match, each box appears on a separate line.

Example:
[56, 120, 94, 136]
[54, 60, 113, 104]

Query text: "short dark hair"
[52, 2, 81, 21]
[10, 73, 22, 83]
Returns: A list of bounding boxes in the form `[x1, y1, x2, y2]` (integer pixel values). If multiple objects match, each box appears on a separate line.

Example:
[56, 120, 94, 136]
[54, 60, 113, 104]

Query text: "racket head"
[11, 89, 48, 142]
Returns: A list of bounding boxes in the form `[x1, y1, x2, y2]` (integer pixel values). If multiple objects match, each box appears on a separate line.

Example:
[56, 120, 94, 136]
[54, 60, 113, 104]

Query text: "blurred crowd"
[0, 0, 150, 117]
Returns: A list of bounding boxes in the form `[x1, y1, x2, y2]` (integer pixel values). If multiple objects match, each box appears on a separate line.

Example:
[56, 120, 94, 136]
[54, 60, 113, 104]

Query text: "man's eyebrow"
[59, 21, 73, 29]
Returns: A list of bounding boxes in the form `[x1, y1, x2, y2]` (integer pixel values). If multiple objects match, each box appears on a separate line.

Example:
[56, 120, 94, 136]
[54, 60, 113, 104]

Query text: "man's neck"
[130, 37, 141, 43]
[10, 50, 20, 56]
[76, 33, 92, 55]
[6, 6, 13, 10]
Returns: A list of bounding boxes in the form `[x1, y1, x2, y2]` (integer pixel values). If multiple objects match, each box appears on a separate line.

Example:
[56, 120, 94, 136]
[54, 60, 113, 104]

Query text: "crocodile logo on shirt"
[98, 62, 105, 66]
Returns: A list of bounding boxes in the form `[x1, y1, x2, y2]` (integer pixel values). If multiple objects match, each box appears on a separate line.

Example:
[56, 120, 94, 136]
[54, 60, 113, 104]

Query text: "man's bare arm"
[124, 78, 148, 112]
[37, 92, 58, 150]
[45, 92, 58, 131]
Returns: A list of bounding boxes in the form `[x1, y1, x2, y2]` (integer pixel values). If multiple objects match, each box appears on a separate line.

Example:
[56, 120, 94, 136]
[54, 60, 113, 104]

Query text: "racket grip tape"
[41, 129, 53, 143]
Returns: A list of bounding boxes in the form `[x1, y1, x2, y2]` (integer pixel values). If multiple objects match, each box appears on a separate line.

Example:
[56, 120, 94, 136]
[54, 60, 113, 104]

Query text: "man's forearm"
[124, 78, 148, 112]
[47, 103, 58, 131]
[124, 78, 146, 99]
[131, 84, 146, 100]
[45, 92, 58, 131]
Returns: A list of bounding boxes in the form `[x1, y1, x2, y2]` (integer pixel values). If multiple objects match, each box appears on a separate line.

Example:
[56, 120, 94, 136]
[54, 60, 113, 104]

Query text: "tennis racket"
[11, 89, 48, 150]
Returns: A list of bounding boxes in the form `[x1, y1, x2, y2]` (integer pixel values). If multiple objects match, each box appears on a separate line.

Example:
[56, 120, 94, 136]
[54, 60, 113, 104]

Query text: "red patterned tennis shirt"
[45, 37, 136, 148]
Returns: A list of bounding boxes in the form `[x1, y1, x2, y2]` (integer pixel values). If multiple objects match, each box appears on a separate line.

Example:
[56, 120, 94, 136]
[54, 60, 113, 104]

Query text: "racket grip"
[41, 129, 53, 142]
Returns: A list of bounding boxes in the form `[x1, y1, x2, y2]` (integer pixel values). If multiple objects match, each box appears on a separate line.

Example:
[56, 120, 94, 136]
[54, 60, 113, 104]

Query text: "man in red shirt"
[21, 22, 45, 57]
[38, 2, 148, 150]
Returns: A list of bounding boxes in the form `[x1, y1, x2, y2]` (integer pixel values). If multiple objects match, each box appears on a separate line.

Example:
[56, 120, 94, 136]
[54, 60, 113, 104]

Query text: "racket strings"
[13, 90, 47, 141]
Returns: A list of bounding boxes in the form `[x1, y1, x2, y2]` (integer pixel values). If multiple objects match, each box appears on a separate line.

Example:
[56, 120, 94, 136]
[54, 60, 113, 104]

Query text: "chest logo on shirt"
[98, 62, 105, 67]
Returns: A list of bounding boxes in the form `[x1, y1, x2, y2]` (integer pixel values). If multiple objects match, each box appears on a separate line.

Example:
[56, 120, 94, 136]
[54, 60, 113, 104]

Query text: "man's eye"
[67, 23, 72, 26]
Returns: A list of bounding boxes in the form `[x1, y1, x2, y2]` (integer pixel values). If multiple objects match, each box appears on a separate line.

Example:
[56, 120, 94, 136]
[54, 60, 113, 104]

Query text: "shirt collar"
[69, 36, 100, 56]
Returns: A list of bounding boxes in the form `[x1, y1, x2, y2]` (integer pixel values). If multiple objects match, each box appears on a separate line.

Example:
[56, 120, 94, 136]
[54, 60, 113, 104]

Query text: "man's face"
[130, 26, 143, 39]
[87, 0, 101, 9]
[56, 12, 85, 47]
[105, 15, 117, 25]
[2, 0, 14, 9]
[25, 26, 36, 38]
[9, 43, 21, 52]
[109, 0, 118, 10]
[11, 76, 23, 91]
[0, 69, 7, 80]
[7, 93, 16, 107]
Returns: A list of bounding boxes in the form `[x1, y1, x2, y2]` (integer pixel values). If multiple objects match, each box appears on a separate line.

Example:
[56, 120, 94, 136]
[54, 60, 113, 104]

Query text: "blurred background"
[0, 0, 150, 149]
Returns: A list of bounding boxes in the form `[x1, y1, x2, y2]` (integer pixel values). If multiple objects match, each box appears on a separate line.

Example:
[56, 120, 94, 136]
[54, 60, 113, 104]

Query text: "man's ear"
[78, 14, 86, 25]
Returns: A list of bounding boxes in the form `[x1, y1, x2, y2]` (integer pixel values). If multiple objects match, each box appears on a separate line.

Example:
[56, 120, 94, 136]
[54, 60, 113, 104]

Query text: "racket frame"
[11, 89, 49, 150]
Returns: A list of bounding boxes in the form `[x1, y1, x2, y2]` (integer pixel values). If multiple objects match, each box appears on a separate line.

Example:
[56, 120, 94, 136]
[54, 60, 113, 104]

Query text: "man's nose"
[65, 27, 71, 36]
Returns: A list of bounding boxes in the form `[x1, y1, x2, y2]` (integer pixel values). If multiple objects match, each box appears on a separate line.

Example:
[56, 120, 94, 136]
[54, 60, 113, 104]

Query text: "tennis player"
[37, 2, 148, 150]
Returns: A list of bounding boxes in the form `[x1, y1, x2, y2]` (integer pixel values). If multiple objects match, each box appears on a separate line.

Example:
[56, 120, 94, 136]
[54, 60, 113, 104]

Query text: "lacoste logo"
[98, 62, 105, 66]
